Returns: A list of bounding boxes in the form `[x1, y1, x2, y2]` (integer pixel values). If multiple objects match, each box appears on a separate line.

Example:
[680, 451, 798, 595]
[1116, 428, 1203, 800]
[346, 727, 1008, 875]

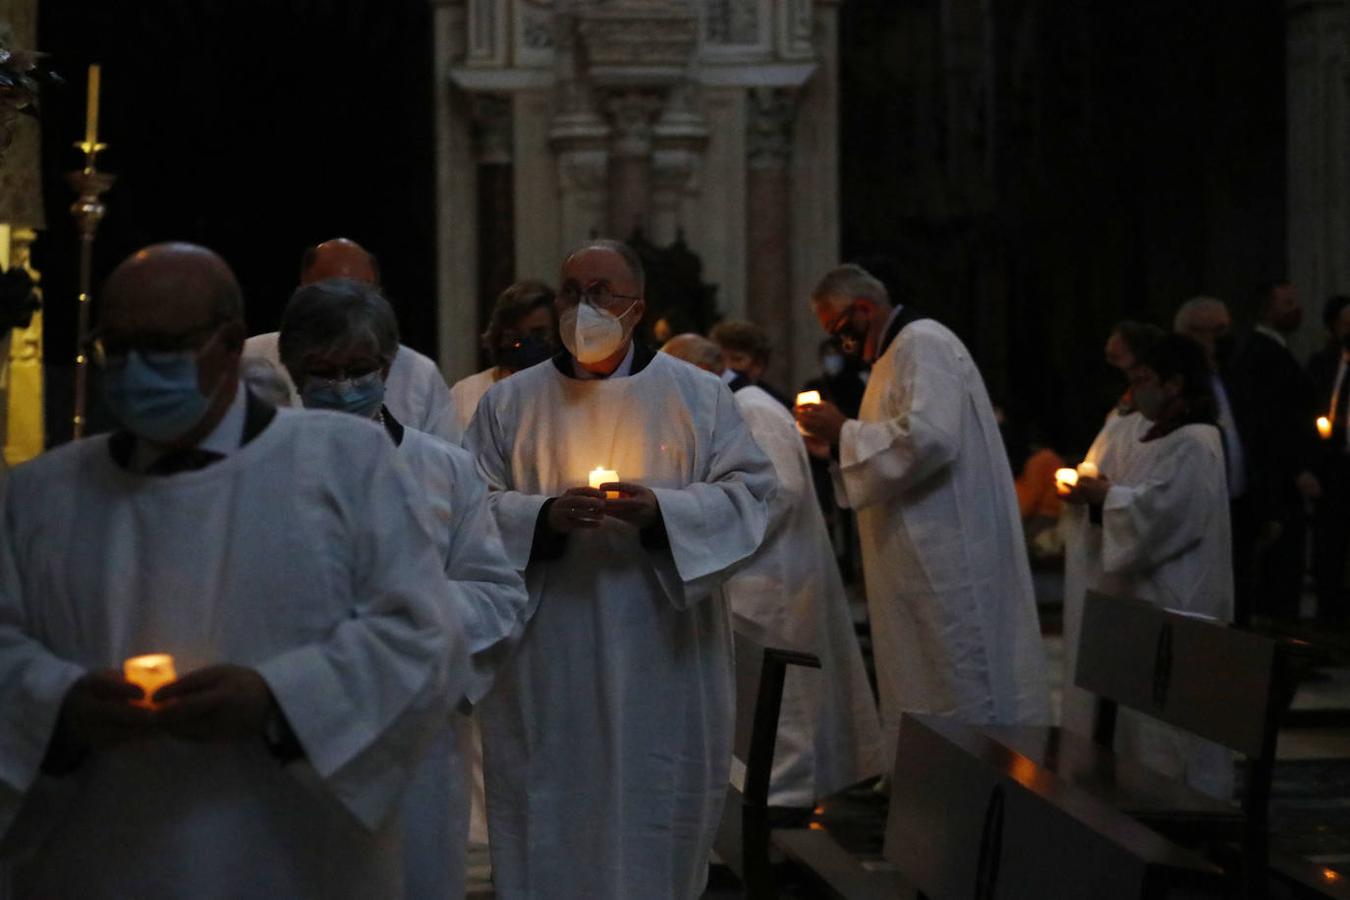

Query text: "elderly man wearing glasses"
[0, 244, 460, 897]
[464, 239, 776, 900]
[277, 276, 528, 900]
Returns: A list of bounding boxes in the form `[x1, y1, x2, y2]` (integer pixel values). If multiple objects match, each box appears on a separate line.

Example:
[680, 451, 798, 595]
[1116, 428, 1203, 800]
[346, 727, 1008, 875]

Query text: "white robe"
[833, 319, 1049, 762]
[394, 425, 528, 900]
[1060, 408, 1149, 734]
[465, 351, 776, 900]
[1063, 422, 1234, 799]
[729, 385, 884, 806]
[0, 409, 460, 898]
[449, 367, 499, 437]
[244, 332, 463, 444]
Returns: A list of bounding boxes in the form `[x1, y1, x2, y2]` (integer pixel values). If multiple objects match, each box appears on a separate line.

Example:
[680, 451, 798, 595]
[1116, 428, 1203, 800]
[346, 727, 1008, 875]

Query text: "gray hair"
[565, 238, 646, 295]
[811, 263, 889, 306]
[660, 333, 725, 375]
[277, 278, 399, 383]
[1173, 295, 1227, 333]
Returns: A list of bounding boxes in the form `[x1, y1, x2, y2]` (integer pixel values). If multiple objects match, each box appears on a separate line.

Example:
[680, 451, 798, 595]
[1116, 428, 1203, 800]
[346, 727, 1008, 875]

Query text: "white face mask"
[560, 300, 637, 364]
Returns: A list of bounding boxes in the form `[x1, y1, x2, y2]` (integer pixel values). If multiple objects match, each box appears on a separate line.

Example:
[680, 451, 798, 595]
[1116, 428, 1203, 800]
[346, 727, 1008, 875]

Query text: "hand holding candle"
[124, 653, 176, 706]
[589, 467, 620, 499]
[1055, 468, 1079, 496]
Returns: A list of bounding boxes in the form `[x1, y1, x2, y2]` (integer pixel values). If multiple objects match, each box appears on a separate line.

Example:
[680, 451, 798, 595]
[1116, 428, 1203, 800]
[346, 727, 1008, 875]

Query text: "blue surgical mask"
[301, 371, 386, 419]
[822, 353, 845, 377]
[102, 350, 216, 444]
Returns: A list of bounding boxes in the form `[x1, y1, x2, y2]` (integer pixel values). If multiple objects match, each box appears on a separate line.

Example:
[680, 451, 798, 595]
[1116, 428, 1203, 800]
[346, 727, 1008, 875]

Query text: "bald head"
[660, 333, 725, 375]
[300, 238, 380, 286]
[102, 242, 244, 335]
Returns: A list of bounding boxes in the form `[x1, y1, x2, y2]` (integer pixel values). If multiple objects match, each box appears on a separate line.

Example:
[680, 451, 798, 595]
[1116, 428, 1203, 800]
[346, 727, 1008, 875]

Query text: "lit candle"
[1076, 461, 1099, 479]
[1318, 416, 1333, 440]
[1055, 468, 1079, 496]
[124, 653, 176, 705]
[84, 65, 101, 148]
[589, 467, 620, 499]
[796, 390, 822, 407]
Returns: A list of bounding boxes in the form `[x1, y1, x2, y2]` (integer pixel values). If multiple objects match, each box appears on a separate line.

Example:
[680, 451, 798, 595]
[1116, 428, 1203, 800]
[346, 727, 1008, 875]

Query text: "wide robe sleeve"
[835, 327, 964, 511]
[648, 381, 776, 605]
[255, 444, 461, 832]
[440, 447, 529, 704]
[0, 490, 86, 842]
[464, 395, 550, 573]
[1099, 433, 1215, 577]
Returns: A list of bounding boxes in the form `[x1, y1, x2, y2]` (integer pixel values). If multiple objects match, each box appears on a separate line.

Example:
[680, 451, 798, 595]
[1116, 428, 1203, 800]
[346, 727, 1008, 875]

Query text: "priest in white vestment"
[797, 264, 1049, 763]
[243, 237, 462, 443]
[465, 240, 776, 899]
[449, 279, 558, 437]
[661, 334, 884, 807]
[1061, 334, 1234, 798]
[1061, 321, 1164, 733]
[278, 277, 530, 897]
[0, 245, 460, 898]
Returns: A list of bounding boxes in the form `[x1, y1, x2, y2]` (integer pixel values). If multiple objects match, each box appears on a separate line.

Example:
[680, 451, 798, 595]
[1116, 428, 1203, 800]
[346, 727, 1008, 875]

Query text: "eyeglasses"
[91, 321, 224, 370]
[557, 280, 641, 312]
[302, 362, 382, 384]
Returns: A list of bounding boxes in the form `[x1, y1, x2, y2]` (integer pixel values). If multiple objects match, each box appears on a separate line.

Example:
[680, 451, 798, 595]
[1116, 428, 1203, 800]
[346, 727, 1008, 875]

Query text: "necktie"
[146, 447, 224, 476]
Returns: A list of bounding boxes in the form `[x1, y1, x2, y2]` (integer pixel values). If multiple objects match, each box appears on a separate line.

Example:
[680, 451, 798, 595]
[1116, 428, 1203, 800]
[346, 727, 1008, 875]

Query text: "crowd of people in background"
[1, 234, 1347, 899]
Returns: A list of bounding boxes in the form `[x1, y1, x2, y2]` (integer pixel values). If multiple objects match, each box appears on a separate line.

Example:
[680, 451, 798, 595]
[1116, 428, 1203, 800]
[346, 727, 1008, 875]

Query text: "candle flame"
[1055, 468, 1078, 496]
[1318, 416, 1333, 440]
[124, 653, 176, 705]
[589, 467, 620, 499]
[796, 390, 822, 407]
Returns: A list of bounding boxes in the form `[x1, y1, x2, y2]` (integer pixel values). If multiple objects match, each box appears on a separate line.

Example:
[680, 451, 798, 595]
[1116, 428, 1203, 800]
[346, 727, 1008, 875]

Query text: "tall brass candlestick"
[66, 142, 114, 439]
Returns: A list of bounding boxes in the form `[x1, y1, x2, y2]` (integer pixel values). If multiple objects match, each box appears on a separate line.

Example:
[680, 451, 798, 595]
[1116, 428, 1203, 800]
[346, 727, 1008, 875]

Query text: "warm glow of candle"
[1076, 461, 1099, 479]
[1318, 416, 1333, 440]
[1055, 468, 1079, 496]
[796, 390, 822, 407]
[84, 65, 101, 148]
[589, 467, 620, 499]
[124, 653, 176, 704]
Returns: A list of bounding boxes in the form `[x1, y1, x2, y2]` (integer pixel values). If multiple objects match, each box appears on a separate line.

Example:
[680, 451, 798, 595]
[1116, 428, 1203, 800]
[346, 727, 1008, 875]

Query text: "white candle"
[796, 390, 821, 407]
[589, 467, 620, 499]
[1076, 461, 1099, 479]
[124, 653, 176, 705]
[1055, 468, 1079, 496]
[1318, 416, 1333, 440]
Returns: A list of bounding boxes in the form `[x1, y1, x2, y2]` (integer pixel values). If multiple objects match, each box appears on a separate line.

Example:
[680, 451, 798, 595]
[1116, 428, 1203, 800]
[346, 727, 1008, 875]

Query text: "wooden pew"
[776, 713, 1225, 899]
[713, 625, 820, 898]
[982, 592, 1290, 895]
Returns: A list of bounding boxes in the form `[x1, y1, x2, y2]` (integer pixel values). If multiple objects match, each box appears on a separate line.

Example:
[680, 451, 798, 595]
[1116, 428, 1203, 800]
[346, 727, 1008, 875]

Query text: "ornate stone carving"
[575, 2, 700, 73]
[470, 92, 515, 163]
[746, 85, 796, 170]
[705, 0, 760, 45]
[604, 89, 664, 156]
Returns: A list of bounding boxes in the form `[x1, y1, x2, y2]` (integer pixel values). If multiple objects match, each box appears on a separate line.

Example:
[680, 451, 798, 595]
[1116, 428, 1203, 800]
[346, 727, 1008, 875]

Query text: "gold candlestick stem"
[66, 143, 115, 439]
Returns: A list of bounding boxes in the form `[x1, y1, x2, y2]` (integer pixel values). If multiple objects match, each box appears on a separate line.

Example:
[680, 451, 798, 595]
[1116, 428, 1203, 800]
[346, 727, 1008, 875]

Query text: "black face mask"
[495, 334, 555, 371]
[1214, 333, 1237, 367]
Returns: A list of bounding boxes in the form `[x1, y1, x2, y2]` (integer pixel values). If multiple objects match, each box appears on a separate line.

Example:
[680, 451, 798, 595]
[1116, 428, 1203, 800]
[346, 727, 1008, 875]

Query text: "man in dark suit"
[1309, 295, 1350, 625]
[1227, 282, 1323, 622]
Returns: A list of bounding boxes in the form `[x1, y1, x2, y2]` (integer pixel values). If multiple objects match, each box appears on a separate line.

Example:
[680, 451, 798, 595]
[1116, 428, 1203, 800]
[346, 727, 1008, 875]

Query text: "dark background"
[36, 0, 438, 440]
[33, 1, 1286, 455]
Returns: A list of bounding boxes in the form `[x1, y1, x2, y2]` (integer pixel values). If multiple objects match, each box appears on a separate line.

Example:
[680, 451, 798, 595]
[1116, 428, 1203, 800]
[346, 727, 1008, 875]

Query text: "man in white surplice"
[0, 245, 460, 898]
[278, 276, 529, 899]
[465, 240, 776, 899]
[661, 334, 884, 808]
[243, 237, 463, 443]
[797, 264, 1049, 763]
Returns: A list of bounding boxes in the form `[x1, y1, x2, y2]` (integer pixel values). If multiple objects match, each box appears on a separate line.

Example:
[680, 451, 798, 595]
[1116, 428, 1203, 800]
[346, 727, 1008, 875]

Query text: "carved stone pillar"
[472, 93, 515, 362]
[650, 83, 709, 245]
[1287, 0, 1350, 357]
[745, 86, 797, 390]
[606, 90, 662, 238]
[551, 86, 612, 253]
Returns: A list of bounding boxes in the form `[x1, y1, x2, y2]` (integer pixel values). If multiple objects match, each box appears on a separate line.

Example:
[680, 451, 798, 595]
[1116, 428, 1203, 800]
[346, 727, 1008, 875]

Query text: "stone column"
[746, 86, 797, 390]
[551, 89, 611, 256]
[606, 90, 662, 239]
[472, 93, 515, 362]
[650, 83, 709, 245]
[432, 0, 480, 383]
[1287, 0, 1350, 358]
